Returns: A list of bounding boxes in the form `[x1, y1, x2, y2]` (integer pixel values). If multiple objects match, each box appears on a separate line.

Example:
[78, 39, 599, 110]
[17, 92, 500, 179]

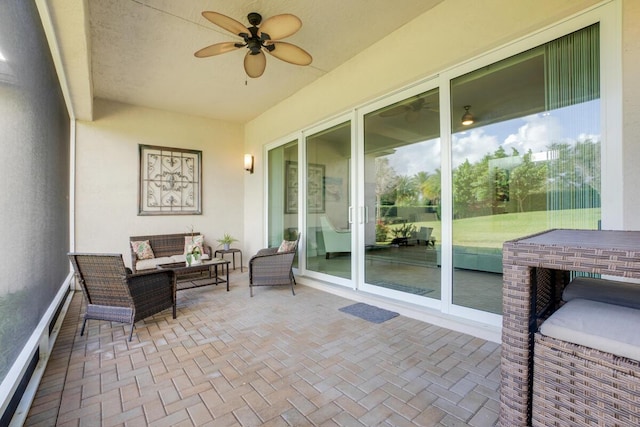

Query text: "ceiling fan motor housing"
[243, 14, 274, 54]
[247, 12, 262, 26]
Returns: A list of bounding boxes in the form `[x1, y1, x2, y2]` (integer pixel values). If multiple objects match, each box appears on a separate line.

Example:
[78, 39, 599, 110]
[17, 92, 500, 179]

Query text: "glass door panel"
[450, 24, 600, 314]
[268, 140, 299, 267]
[363, 89, 441, 298]
[306, 122, 352, 279]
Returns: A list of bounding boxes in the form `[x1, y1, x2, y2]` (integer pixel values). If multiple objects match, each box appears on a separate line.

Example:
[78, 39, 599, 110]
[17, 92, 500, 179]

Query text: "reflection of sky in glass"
[387, 138, 440, 177]
[452, 100, 600, 169]
[386, 100, 600, 176]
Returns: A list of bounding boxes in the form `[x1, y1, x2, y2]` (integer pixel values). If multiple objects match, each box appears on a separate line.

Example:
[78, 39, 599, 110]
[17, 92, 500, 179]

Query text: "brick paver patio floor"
[25, 270, 501, 426]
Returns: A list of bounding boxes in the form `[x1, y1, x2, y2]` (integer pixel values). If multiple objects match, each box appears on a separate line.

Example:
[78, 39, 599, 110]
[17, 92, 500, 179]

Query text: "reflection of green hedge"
[0, 289, 34, 380]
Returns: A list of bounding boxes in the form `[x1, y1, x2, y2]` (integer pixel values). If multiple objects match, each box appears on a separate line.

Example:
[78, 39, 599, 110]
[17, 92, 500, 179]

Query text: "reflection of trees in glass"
[375, 159, 441, 207]
[547, 140, 601, 194]
[422, 169, 441, 207]
[374, 139, 599, 221]
[453, 160, 476, 218]
[375, 157, 398, 206]
[575, 140, 601, 193]
[510, 150, 547, 212]
[475, 147, 511, 208]
[452, 140, 601, 218]
[395, 175, 418, 206]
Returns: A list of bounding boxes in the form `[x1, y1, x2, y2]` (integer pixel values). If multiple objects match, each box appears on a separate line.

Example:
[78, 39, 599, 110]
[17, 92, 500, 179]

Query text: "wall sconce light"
[244, 154, 254, 174]
[461, 105, 474, 126]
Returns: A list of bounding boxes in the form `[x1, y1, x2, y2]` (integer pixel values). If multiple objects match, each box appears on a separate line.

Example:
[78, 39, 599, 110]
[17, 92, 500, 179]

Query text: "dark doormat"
[339, 302, 399, 323]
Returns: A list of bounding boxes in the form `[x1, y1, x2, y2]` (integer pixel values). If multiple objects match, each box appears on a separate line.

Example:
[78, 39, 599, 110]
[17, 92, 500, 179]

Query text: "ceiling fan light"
[244, 51, 266, 78]
[461, 105, 474, 126]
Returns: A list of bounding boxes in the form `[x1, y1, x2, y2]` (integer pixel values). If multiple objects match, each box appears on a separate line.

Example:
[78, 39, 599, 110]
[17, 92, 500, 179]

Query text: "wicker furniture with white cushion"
[501, 229, 640, 426]
[129, 232, 212, 273]
[533, 298, 640, 426]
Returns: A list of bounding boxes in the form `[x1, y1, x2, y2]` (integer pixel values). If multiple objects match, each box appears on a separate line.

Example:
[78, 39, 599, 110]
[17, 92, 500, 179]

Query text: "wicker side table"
[214, 248, 243, 272]
[500, 229, 640, 426]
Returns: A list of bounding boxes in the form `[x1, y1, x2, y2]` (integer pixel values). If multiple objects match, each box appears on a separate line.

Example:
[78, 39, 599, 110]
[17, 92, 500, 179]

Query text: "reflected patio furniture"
[414, 226, 435, 246]
[249, 234, 300, 296]
[320, 216, 351, 258]
[68, 252, 176, 341]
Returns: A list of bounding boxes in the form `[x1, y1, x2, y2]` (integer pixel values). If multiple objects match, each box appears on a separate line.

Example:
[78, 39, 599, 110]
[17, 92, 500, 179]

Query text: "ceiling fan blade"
[194, 42, 240, 58]
[202, 11, 249, 37]
[244, 51, 266, 78]
[267, 42, 312, 65]
[258, 14, 302, 40]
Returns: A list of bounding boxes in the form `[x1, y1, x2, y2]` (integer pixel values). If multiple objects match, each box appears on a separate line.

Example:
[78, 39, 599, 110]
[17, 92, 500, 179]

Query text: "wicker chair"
[249, 235, 300, 297]
[68, 253, 176, 341]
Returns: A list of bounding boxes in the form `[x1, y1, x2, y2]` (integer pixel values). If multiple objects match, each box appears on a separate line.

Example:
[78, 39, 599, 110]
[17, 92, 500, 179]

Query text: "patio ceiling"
[43, 0, 444, 123]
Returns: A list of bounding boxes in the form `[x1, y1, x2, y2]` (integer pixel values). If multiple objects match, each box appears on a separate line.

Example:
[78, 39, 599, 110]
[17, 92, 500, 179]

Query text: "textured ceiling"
[83, 0, 443, 123]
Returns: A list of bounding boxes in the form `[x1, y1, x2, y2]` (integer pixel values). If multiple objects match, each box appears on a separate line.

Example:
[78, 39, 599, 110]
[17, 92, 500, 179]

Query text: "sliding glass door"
[361, 88, 442, 300]
[305, 121, 352, 281]
[268, 140, 299, 266]
[449, 24, 600, 314]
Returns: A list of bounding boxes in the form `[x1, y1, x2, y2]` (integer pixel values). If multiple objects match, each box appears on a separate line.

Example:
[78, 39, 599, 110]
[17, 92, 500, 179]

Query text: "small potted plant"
[185, 225, 203, 266]
[217, 233, 238, 251]
[185, 244, 202, 266]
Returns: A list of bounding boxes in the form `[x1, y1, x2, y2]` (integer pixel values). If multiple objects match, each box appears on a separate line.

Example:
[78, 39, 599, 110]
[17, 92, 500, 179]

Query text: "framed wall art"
[139, 145, 202, 215]
[285, 160, 298, 214]
[285, 161, 325, 214]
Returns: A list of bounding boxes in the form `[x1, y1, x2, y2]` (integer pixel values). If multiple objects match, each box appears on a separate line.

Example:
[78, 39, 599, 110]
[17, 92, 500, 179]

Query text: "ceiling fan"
[195, 11, 313, 78]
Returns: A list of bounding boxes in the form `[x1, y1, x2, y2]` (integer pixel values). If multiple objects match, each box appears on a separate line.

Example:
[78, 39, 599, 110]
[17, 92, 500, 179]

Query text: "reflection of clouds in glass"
[577, 133, 599, 142]
[387, 139, 440, 177]
[452, 129, 500, 168]
[503, 113, 562, 154]
[384, 106, 601, 176]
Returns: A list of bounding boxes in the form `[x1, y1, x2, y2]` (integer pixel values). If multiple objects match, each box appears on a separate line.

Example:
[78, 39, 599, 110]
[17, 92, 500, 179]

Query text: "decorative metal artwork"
[139, 145, 202, 215]
[285, 161, 325, 214]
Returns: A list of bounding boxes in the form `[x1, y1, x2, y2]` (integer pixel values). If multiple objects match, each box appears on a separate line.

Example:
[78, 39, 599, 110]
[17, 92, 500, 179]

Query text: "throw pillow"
[131, 240, 155, 260]
[277, 240, 297, 253]
[185, 235, 205, 255]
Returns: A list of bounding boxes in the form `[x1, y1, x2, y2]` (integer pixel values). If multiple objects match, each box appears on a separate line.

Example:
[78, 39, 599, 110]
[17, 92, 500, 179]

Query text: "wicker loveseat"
[129, 232, 213, 273]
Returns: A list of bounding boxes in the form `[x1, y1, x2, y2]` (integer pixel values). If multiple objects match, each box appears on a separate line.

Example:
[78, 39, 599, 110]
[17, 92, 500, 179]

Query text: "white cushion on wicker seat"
[563, 276, 640, 309]
[135, 257, 174, 271]
[540, 298, 640, 361]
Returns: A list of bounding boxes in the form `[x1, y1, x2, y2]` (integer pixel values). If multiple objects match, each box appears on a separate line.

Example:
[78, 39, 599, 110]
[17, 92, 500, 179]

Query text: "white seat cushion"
[540, 298, 640, 361]
[136, 253, 211, 271]
[135, 256, 174, 271]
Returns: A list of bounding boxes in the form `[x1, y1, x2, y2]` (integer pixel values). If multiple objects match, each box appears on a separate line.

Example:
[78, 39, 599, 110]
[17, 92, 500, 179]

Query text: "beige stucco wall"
[243, 0, 640, 257]
[75, 99, 244, 268]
